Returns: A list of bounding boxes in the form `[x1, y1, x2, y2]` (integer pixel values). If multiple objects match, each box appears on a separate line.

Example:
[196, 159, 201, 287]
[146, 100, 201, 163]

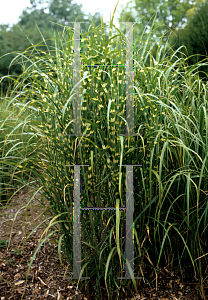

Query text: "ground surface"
[0, 185, 207, 299]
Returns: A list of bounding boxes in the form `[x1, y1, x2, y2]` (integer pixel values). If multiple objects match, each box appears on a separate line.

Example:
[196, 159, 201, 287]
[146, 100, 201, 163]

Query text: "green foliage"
[0, 0, 108, 97]
[117, 0, 197, 47]
[19, 0, 98, 33]
[0, 239, 9, 248]
[0, 23, 57, 97]
[168, 0, 208, 82]
[186, 0, 207, 20]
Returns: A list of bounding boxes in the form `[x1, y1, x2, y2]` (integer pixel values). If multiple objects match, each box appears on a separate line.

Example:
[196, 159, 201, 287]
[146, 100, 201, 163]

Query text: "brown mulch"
[0, 185, 207, 299]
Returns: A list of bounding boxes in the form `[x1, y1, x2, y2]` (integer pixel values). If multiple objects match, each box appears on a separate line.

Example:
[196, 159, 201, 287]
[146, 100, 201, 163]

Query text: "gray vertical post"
[118, 22, 139, 137]
[125, 165, 134, 278]
[117, 164, 142, 280]
[73, 22, 81, 136]
[66, 164, 90, 280]
[126, 23, 134, 136]
[117, 21, 143, 278]
[63, 21, 90, 138]
[73, 164, 81, 278]
[117, 21, 142, 278]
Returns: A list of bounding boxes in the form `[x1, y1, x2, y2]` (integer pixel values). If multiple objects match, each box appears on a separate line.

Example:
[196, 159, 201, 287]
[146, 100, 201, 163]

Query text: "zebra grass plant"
[1, 3, 208, 299]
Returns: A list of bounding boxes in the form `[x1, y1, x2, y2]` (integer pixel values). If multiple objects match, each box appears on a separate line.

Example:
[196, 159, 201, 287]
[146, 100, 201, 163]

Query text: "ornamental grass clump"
[1, 4, 208, 300]
[0, 96, 37, 206]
